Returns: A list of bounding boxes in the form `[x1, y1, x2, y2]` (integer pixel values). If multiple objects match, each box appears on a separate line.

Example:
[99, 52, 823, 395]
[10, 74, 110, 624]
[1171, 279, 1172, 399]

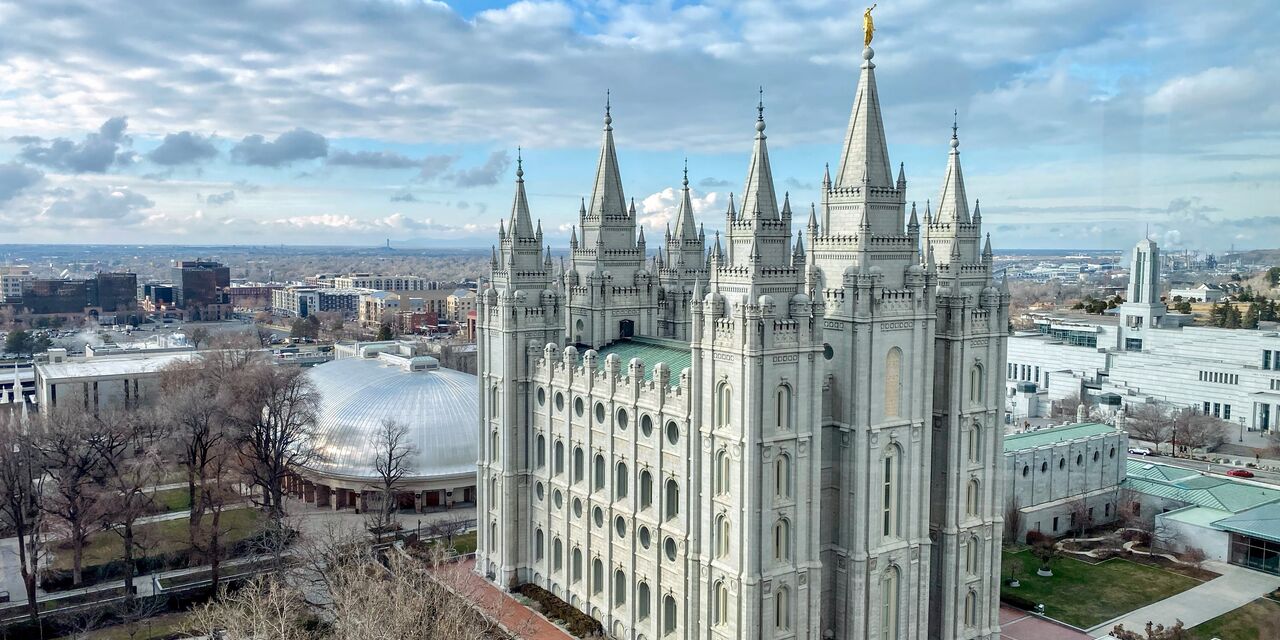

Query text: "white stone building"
[1002, 422, 1128, 540]
[1169, 283, 1226, 303]
[477, 37, 1008, 640]
[1006, 238, 1280, 433]
[332, 273, 431, 291]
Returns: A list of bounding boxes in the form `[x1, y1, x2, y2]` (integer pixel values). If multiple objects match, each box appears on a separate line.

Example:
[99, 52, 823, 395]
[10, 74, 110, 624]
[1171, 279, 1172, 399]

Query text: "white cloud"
[636, 187, 721, 232]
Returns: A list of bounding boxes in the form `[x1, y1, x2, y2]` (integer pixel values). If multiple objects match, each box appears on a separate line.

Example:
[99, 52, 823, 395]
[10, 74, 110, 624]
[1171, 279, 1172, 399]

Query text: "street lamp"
[1239, 415, 1246, 443]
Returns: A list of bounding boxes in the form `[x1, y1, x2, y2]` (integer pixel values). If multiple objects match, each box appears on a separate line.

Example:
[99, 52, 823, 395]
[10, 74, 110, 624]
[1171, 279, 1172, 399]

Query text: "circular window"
[535, 482, 544, 501]
[595, 402, 606, 423]
[537, 387, 546, 406]
[615, 516, 626, 539]
[553, 490, 563, 509]
[1093, 450, 1100, 462]
[573, 497, 583, 518]
[593, 506, 604, 528]
[639, 526, 651, 549]
[664, 537, 677, 561]
[1058, 458, 1065, 470]
[1076, 454, 1084, 466]
[666, 421, 680, 445]
[1022, 465, 1029, 477]
[823, 343, 834, 360]
[555, 392, 565, 412]
[1040, 461, 1048, 473]
[574, 397, 584, 417]
[617, 408, 629, 431]
[1109, 446, 1116, 458]
[640, 414, 653, 437]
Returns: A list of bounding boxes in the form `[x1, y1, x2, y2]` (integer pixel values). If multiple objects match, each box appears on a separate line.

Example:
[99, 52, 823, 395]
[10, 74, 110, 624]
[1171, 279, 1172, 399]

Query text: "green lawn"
[427, 530, 477, 555]
[1001, 549, 1202, 629]
[54, 508, 264, 569]
[1188, 598, 1280, 640]
[52, 611, 193, 640]
[149, 487, 193, 513]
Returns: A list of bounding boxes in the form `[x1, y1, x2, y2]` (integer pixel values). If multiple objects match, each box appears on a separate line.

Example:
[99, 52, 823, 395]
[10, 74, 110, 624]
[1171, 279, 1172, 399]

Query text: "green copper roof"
[1122, 460, 1280, 514]
[590, 337, 692, 387]
[1003, 422, 1118, 453]
[1212, 502, 1280, 542]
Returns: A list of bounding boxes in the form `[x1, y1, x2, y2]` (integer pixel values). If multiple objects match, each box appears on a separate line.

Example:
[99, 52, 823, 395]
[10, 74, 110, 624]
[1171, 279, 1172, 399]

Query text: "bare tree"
[97, 410, 164, 600]
[233, 365, 322, 556]
[1124, 404, 1171, 452]
[198, 433, 245, 595]
[1110, 621, 1189, 640]
[1003, 498, 1024, 543]
[188, 326, 211, 349]
[368, 418, 416, 533]
[159, 360, 227, 551]
[0, 410, 47, 623]
[1174, 411, 1227, 453]
[1065, 498, 1092, 537]
[1052, 392, 1088, 420]
[35, 407, 111, 587]
[188, 576, 314, 640]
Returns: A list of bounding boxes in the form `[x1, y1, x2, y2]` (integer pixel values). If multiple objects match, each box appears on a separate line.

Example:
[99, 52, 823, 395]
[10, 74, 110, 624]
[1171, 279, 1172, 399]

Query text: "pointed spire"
[924, 199, 933, 225]
[973, 199, 982, 223]
[908, 201, 919, 228]
[748, 238, 761, 263]
[588, 93, 626, 219]
[835, 45, 892, 188]
[781, 191, 792, 217]
[508, 147, 535, 238]
[807, 203, 818, 232]
[490, 245, 497, 267]
[983, 232, 993, 258]
[740, 89, 780, 221]
[710, 231, 723, 261]
[569, 225, 578, 248]
[726, 192, 736, 221]
[637, 225, 646, 245]
[936, 115, 971, 224]
[823, 162, 831, 189]
[498, 217, 506, 238]
[897, 162, 906, 188]
[793, 235, 806, 259]
[673, 162, 698, 240]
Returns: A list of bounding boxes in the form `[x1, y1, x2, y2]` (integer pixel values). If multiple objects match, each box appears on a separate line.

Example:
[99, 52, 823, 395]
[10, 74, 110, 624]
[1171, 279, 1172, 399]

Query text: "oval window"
[575, 397, 584, 417]
[595, 402, 606, 423]
[555, 392, 565, 412]
[664, 537, 677, 561]
[666, 421, 680, 445]
[537, 387, 546, 406]
[640, 414, 653, 437]
[639, 526, 651, 549]
[617, 408, 629, 431]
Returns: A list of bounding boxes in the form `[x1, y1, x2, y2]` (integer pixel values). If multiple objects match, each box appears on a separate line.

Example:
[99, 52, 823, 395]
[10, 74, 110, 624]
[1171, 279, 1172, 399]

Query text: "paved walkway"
[1089, 561, 1280, 637]
[436, 558, 572, 640]
[1000, 605, 1091, 640]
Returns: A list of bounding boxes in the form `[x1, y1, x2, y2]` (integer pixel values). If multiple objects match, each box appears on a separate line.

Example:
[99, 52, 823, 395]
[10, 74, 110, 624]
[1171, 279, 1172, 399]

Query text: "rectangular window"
[1052, 516, 1059, 532]
[1265, 350, 1273, 370]
[1035, 366, 1041, 382]
[1204, 401, 1211, 414]
[1213, 403, 1221, 418]
[1224, 404, 1231, 420]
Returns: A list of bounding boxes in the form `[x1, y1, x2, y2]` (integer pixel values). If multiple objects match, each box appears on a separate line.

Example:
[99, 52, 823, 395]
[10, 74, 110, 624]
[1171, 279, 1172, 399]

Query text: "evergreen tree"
[1243, 303, 1260, 329]
[1226, 304, 1243, 329]
[376, 323, 394, 341]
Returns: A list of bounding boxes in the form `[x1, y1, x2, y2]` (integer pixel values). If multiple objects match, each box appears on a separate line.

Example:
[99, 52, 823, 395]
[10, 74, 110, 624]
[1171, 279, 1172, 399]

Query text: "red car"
[1226, 469, 1255, 478]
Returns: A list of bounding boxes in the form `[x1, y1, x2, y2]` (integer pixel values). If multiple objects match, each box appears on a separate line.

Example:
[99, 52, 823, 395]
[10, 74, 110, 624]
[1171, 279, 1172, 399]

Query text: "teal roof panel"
[1003, 422, 1118, 453]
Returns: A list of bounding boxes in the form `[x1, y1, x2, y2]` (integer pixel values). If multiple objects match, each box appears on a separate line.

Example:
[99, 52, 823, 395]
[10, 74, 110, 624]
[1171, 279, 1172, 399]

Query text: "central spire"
[508, 147, 535, 238]
[935, 114, 970, 224]
[834, 46, 893, 189]
[588, 91, 627, 219]
[739, 87, 780, 221]
[673, 158, 698, 240]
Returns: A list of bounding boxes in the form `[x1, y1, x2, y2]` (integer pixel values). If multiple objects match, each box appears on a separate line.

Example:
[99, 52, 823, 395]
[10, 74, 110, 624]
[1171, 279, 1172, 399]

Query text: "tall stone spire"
[673, 159, 698, 240]
[935, 114, 970, 224]
[588, 92, 626, 219]
[508, 147, 535, 238]
[739, 88, 780, 221]
[834, 46, 892, 189]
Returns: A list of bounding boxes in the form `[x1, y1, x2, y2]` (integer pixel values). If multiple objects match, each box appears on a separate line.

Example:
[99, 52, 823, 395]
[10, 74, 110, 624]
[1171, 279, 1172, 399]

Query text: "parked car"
[1128, 447, 1153, 456]
[1226, 469, 1255, 478]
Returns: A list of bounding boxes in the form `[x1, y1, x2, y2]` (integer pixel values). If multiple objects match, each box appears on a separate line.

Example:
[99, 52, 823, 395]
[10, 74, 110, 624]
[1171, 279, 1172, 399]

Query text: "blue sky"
[0, 0, 1277, 251]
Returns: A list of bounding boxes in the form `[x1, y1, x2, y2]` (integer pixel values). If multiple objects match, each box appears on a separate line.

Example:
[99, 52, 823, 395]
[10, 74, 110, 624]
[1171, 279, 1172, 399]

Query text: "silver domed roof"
[302, 356, 478, 483]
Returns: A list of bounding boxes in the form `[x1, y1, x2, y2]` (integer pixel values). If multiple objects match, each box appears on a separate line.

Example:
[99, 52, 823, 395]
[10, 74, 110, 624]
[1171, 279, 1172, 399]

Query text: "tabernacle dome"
[284, 341, 478, 512]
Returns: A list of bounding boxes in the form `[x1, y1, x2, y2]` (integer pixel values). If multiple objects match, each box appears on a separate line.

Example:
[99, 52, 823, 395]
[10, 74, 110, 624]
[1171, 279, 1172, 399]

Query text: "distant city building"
[1007, 237, 1280, 432]
[226, 284, 282, 310]
[272, 286, 369, 318]
[17, 272, 138, 323]
[445, 288, 476, 322]
[333, 273, 434, 291]
[172, 259, 230, 308]
[0, 266, 34, 302]
[1169, 283, 1226, 303]
[33, 346, 198, 414]
[138, 282, 176, 314]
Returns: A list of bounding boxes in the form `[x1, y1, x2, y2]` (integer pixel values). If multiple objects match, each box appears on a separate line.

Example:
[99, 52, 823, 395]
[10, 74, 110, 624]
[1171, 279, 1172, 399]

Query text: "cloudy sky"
[0, 0, 1277, 251]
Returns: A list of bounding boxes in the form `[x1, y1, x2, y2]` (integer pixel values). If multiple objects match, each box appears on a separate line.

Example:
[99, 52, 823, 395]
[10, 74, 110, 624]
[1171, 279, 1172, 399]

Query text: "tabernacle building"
[477, 26, 1009, 640]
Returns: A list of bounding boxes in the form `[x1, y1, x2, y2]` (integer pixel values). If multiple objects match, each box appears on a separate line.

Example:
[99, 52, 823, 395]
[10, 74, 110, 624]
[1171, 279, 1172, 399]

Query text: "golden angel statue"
[863, 4, 876, 47]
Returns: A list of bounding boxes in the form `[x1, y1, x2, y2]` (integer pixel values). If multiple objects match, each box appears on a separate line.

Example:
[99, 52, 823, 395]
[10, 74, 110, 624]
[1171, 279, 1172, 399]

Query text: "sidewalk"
[437, 558, 572, 640]
[1000, 605, 1090, 640]
[1088, 561, 1280, 637]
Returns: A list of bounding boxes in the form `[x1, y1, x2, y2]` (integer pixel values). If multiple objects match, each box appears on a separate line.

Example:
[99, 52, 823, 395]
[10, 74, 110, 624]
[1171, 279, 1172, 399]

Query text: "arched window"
[964, 589, 977, 627]
[573, 447, 584, 483]
[572, 547, 582, 583]
[536, 434, 546, 468]
[966, 479, 980, 517]
[594, 454, 606, 492]
[965, 535, 979, 575]
[663, 596, 678, 635]
[665, 479, 680, 521]
[883, 445, 901, 539]
[638, 581, 651, 619]
[553, 538, 562, 571]
[715, 450, 731, 496]
[968, 423, 981, 463]
[491, 431, 499, 463]
[775, 586, 790, 630]
[775, 453, 792, 499]
[592, 558, 604, 595]
[715, 514, 730, 558]
[969, 363, 985, 405]
[716, 383, 732, 428]
[640, 469, 653, 509]
[489, 521, 496, 551]
[774, 518, 791, 562]
[490, 386, 500, 419]
[882, 566, 900, 640]
[713, 580, 729, 626]
[615, 462, 628, 500]
[554, 440, 565, 475]
[613, 569, 626, 607]
[775, 385, 792, 430]
[884, 347, 903, 418]
[535, 528, 544, 561]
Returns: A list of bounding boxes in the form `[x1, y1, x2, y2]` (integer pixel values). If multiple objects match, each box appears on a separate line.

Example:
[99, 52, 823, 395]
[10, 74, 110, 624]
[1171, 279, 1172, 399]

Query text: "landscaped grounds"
[1188, 597, 1280, 640]
[1001, 549, 1202, 629]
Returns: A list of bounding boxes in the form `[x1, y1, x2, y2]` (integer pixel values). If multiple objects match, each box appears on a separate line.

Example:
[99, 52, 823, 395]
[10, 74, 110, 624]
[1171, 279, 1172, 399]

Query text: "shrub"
[1025, 530, 1049, 546]
[512, 583, 604, 638]
[1000, 591, 1038, 611]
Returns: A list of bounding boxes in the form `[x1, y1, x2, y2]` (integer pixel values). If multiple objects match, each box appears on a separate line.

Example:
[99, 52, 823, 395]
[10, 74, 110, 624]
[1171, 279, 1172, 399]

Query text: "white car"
[1128, 447, 1153, 456]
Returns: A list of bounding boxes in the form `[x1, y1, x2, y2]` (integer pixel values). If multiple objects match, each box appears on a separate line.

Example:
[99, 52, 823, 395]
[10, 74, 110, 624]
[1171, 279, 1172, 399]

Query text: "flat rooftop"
[37, 352, 200, 381]
[1003, 422, 1118, 453]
